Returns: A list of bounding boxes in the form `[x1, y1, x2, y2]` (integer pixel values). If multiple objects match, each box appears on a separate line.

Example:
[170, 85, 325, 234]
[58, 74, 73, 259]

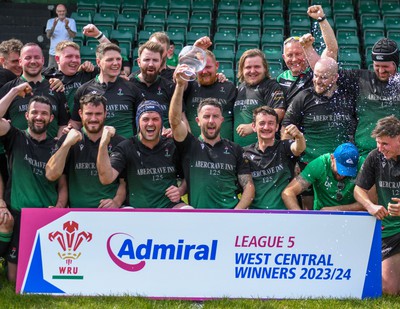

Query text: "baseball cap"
[371, 38, 399, 68]
[333, 143, 359, 177]
[135, 100, 163, 131]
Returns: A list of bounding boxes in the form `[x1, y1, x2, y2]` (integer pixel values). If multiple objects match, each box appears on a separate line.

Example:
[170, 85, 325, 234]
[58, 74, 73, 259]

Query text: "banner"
[17, 209, 381, 299]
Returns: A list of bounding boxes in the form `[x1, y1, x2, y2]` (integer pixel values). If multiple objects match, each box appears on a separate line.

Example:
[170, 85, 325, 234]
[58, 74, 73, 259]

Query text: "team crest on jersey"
[165, 148, 171, 157]
[137, 151, 141, 157]
[79, 144, 84, 151]
[220, 87, 225, 93]
[117, 88, 124, 96]
[48, 89, 54, 96]
[157, 87, 163, 96]
[108, 144, 113, 154]
[254, 85, 259, 92]
[223, 146, 230, 154]
[201, 143, 205, 150]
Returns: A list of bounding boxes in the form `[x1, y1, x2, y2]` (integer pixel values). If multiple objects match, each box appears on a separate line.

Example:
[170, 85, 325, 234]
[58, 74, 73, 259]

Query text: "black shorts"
[382, 232, 400, 260]
[6, 212, 20, 264]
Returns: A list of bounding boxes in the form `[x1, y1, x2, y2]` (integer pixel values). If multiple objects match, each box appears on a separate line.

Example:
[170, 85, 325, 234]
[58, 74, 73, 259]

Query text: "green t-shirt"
[301, 153, 364, 210]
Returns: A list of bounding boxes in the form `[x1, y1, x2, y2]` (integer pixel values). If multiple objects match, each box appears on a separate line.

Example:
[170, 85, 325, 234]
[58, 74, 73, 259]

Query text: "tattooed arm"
[235, 174, 255, 210]
[281, 175, 311, 210]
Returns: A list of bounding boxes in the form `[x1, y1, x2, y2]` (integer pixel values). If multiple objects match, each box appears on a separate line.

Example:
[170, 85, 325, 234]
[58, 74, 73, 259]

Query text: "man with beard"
[0, 39, 23, 88]
[169, 65, 255, 209]
[234, 49, 285, 147]
[46, 93, 126, 208]
[244, 106, 305, 209]
[354, 116, 400, 295]
[70, 43, 142, 138]
[184, 49, 237, 140]
[302, 36, 400, 158]
[129, 41, 176, 136]
[0, 95, 67, 282]
[282, 57, 357, 165]
[0, 43, 68, 138]
[277, 5, 337, 108]
[281, 57, 357, 209]
[148, 32, 175, 80]
[97, 100, 188, 208]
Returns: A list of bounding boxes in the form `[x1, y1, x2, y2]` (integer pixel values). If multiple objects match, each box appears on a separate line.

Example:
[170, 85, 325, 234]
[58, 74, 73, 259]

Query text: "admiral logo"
[107, 233, 218, 272]
[49, 221, 92, 280]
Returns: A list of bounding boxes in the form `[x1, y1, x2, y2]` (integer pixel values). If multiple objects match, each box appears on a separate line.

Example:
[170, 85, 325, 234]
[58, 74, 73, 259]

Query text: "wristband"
[317, 15, 326, 22]
[95, 32, 104, 40]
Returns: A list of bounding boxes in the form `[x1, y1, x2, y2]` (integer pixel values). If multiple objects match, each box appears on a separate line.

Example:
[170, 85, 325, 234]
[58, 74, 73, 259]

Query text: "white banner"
[17, 209, 381, 299]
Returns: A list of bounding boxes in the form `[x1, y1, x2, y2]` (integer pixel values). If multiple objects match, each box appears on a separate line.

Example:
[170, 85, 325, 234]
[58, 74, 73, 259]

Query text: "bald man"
[46, 4, 76, 68]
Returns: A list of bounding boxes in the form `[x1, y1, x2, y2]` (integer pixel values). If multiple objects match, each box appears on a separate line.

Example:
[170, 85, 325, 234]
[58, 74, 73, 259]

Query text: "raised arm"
[282, 176, 311, 210]
[46, 129, 82, 181]
[97, 126, 120, 185]
[169, 65, 189, 142]
[284, 124, 306, 156]
[82, 24, 111, 44]
[0, 83, 32, 118]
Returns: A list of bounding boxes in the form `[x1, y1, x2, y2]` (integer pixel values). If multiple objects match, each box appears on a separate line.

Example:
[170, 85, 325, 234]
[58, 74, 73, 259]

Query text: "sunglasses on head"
[284, 36, 301, 45]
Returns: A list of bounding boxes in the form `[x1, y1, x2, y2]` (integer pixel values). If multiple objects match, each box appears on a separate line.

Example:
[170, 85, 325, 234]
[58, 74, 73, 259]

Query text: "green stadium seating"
[240, 14, 262, 35]
[384, 16, 400, 32]
[240, 0, 261, 14]
[237, 32, 260, 50]
[99, 0, 121, 14]
[192, 0, 214, 16]
[146, 0, 169, 15]
[166, 13, 189, 34]
[186, 31, 208, 45]
[263, 15, 285, 34]
[214, 32, 237, 52]
[335, 16, 358, 32]
[169, 0, 191, 14]
[116, 12, 139, 36]
[218, 0, 239, 16]
[262, 0, 284, 17]
[80, 45, 97, 64]
[166, 31, 185, 50]
[121, 0, 143, 15]
[110, 29, 134, 53]
[333, 2, 354, 14]
[190, 14, 211, 36]
[138, 30, 153, 44]
[261, 33, 284, 51]
[213, 49, 235, 69]
[73, 32, 85, 46]
[93, 12, 116, 32]
[143, 13, 165, 31]
[381, 2, 400, 18]
[71, 12, 92, 26]
[290, 14, 311, 31]
[216, 15, 239, 35]
[77, 0, 98, 14]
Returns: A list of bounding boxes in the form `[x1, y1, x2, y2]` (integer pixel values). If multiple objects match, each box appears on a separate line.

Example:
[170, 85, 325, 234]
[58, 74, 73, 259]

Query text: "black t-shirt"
[130, 75, 175, 128]
[0, 76, 69, 138]
[72, 76, 143, 138]
[0, 67, 17, 89]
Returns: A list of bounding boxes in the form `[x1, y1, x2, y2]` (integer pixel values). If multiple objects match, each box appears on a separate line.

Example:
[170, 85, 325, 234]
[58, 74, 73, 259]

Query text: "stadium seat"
[288, 1, 309, 14]
[335, 16, 358, 32]
[166, 31, 185, 50]
[214, 32, 237, 52]
[388, 30, 400, 47]
[192, 0, 214, 16]
[263, 15, 285, 34]
[261, 33, 283, 51]
[384, 16, 400, 32]
[71, 12, 92, 28]
[290, 14, 311, 31]
[77, 0, 98, 14]
[190, 14, 211, 36]
[337, 34, 360, 51]
[218, 0, 240, 16]
[186, 31, 208, 45]
[263, 49, 282, 65]
[213, 49, 235, 69]
[240, 14, 262, 35]
[143, 13, 165, 31]
[361, 16, 384, 32]
[121, 0, 143, 15]
[169, 0, 191, 15]
[93, 12, 116, 32]
[138, 30, 153, 44]
[80, 45, 97, 64]
[262, 0, 284, 18]
[110, 29, 134, 52]
[333, 2, 354, 15]
[216, 15, 239, 35]
[146, 0, 169, 15]
[381, 2, 400, 17]
[237, 32, 260, 50]
[269, 61, 283, 78]
[73, 32, 85, 46]
[240, 0, 261, 15]
[86, 29, 110, 47]
[99, 0, 121, 14]
[219, 68, 235, 82]
[166, 13, 189, 34]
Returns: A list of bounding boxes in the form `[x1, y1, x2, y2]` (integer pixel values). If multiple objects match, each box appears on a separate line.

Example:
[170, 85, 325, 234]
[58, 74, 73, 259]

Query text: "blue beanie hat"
[135, 100, 163, 131]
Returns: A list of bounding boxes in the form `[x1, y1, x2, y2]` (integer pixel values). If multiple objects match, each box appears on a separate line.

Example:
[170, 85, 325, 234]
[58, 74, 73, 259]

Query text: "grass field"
[1, 262, 400, 309]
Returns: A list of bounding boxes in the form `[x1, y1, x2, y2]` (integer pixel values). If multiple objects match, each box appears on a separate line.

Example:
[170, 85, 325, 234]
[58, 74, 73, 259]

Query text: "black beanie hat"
[372, 38, 399, 68]
[135, 100, 163, 132]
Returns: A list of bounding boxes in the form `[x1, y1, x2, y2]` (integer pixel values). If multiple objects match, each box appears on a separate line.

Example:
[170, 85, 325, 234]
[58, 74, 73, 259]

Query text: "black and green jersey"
[302, 153, 364, 210]
[282, 87, 357, 163]
[184, 80, 237, 140]
[42, 66, 99, 113]
[176, 134, 251, 209]
[110, 135, 181, 208]
[356, 149, 400, 238]
[234, 78, 285, 147]
[341, 70, 400, 157]
[244, 140, 298, 209]
[0, 76, 69, 139]
[2, 126, 58, 212]
[130, 75, 175, 128]
[71, 76, 143, 138]
[0, 67, 17, 88]
[54, 129, 125, 208]
[276, 68, 313, 108]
